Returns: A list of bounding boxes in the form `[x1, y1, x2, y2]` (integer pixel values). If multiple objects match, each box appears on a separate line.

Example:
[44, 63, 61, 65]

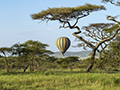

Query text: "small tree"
[102, 35, 120, 68]
[0, 47, 12, 72]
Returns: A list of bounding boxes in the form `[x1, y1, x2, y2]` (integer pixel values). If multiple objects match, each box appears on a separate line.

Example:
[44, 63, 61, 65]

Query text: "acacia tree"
[75, 23, 120, 69]
[22, 40, 53, 72]
[76, 23, 119, 60]
[31, 4, 106, 72]
[30, 2, 120, 72]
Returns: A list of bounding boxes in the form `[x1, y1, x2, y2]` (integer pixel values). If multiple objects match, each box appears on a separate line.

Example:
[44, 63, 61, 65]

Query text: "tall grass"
[0, 69, 120, 90]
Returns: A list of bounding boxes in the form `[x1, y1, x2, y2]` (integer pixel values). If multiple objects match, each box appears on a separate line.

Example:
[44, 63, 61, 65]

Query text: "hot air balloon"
[56, 37, 71, 56]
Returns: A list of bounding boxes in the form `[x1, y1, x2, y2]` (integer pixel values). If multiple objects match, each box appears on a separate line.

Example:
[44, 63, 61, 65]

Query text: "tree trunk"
[34, 60, 40, 70]
[29, 57, 34, 71]
[98, 52, 101, 60]
[6, 64, 9, 72]
[4, 56, 9, 72]
[85, 49, 96, 72]
[31, 59, 34, 71]
[97, 52, 103, 69]
[30, 64, 32, 71]
[23, 63, 29, 72]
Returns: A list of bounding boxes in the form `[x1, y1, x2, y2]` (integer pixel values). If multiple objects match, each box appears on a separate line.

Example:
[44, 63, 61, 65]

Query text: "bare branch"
[72, 32, 95, 49]
[102, 0, 120, 6]
[110, 0, 120, 6]
[106, 16, 120, 24]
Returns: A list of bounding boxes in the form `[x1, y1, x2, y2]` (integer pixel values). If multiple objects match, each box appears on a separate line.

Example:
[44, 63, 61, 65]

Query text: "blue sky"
[0, 0, 120, 52]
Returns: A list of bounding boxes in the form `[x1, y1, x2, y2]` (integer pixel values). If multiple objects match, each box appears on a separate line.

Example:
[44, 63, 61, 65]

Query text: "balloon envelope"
[56, 37, 71, 56]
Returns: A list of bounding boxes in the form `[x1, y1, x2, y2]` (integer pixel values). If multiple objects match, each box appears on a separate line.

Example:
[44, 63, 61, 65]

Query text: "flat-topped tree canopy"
[31, 4, 106, 22]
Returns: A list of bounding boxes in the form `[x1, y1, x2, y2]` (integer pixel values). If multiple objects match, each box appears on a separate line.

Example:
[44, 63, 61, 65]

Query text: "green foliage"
[0, 47, 12, 56]
[103, 24, 119, 33]
[82, 57, 107, 69]
[55, 56, 79, 64]
[0, 58, 6, 69]
[22, 40, 53, 56]
[100, 36, 120, 68]
[82, 57, 93, 64]
[31, 4, 105, 22]
[42, 62, 58, 69]
[0, 47, 13, 72]
[54, 56, 79, 68]
[0, 56, 28, 70]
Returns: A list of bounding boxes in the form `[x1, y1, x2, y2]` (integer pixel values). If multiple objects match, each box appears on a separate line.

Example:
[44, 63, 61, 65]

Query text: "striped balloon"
[56, 37, 71, 56]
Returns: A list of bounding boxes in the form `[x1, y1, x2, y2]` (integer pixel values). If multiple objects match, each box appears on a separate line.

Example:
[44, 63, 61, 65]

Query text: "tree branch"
[59, 12, 90, 32]
[72, 12, 90, 27]
[96, 26, 120, 48]
[106, 16, 120, 24]
[72, 32, 95, 49]
[110, 0, 120, 6]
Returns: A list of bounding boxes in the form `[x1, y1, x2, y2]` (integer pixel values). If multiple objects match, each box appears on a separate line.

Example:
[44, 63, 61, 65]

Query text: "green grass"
[0, 69, 120, 90]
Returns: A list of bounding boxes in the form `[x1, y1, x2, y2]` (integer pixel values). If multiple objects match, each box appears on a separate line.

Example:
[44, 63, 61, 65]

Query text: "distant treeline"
[0, 38, 120, 73]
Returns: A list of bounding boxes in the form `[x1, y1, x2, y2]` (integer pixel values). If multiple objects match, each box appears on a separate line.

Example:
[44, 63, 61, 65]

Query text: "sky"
[0, 0, 120, 52]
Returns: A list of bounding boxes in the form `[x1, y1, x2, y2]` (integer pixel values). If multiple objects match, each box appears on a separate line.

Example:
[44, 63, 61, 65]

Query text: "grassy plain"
[0, 69, 120, 90]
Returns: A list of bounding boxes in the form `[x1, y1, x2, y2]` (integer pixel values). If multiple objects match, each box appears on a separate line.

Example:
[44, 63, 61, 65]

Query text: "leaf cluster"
[21, 40, 53, 57]
[103, 24, 119, 33]
[82, 23, 115, 40]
